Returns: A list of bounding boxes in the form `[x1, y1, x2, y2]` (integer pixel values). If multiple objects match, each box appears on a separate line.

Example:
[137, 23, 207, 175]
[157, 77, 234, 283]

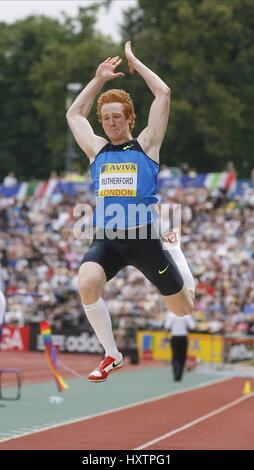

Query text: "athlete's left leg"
[129, 233, 194, 317]
[163, 285, 194, 316]
[163, 229, 195, 315]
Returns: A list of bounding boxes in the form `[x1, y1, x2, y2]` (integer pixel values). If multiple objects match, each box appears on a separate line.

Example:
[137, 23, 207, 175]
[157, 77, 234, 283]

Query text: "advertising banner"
[224, 336, 254, 363]
[137, 331, 223, 363]
[29, 324, 103, 354]
[1, 326, 30, 352]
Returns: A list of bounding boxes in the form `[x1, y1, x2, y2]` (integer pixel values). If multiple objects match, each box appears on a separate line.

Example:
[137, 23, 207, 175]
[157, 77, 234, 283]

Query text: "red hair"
[97, 89, 136, 130]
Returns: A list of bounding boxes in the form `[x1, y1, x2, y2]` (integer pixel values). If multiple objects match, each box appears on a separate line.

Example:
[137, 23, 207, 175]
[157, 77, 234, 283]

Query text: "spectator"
[0, 165, 253, 338]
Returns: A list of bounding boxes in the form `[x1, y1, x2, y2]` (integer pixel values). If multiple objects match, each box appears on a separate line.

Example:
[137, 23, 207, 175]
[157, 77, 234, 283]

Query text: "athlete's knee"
[184, 291, 195, 315]
[78, 264, 104, 302]
[177, 288, 194, 316]
[79, 276, 102, 299]
[164, 286, 194, 316]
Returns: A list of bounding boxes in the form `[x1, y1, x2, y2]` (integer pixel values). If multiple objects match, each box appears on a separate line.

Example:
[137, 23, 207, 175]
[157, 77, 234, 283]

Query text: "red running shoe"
[88, 353, 123, 382]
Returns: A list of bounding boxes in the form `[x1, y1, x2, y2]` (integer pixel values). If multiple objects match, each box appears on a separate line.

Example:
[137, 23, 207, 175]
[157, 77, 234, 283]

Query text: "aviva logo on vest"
[100, 163, 137, 174]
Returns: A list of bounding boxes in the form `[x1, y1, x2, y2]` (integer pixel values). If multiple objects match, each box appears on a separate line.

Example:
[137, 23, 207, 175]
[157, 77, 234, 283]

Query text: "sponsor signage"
[1, 326, 30, 352]
[137, 330, 223, 363]
[99, 162, 138, 197]
[224, 336, 254, 362]
[29, 325, 103, 354]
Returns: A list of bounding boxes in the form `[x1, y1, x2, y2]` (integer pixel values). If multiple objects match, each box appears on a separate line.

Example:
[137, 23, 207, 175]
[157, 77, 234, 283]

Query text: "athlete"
[67, 41, 194, 382]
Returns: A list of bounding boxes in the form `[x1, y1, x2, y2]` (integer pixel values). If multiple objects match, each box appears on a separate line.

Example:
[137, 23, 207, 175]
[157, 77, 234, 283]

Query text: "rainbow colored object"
[40, 321, 69, 392]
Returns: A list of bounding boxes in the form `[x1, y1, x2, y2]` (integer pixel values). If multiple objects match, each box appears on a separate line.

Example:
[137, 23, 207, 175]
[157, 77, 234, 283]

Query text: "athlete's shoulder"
[89, 139, 109, 164]
[137, 132, 160, 164]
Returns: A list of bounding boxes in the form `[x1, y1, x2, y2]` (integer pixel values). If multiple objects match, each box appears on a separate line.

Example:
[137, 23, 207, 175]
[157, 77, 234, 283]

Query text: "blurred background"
[0, 0, 254, 366]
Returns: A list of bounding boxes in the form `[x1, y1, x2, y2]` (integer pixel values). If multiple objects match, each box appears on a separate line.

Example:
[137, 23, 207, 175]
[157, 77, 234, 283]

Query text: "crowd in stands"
[0, 168, 254, 337]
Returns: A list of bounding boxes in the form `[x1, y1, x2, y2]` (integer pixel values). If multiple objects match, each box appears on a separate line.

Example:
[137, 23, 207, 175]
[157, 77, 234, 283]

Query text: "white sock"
[82, 298, 120, 358]
[168, 245, 195, 291]
[0, 291, 6, 325]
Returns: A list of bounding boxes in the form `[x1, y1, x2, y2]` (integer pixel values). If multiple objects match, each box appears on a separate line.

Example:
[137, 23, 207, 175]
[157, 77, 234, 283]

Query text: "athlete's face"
[101, 102, 132, 144]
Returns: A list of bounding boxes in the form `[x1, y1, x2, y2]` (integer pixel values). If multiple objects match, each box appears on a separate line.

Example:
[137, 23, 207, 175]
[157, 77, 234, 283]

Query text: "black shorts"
[80, 225, 184, 296]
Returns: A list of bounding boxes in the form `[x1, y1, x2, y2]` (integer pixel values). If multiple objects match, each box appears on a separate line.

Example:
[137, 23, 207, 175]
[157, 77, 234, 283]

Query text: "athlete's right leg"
[79, 261, 123, 381]
[79, 261, 120, 359]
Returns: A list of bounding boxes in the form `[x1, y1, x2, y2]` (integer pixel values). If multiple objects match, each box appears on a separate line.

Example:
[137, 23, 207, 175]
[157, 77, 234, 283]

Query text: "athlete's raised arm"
[66, 57, 125, 160]
[125, 41, 170, 162]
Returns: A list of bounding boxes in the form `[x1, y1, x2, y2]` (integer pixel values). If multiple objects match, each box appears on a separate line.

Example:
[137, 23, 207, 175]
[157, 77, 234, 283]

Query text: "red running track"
[0, 377, 253, 450]
[0, 351, 159, 386]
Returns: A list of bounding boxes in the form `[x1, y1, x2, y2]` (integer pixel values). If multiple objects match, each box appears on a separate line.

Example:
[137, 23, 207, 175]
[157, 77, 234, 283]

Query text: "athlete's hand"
[95, 56, 125, 81]
[125, 41, 137, 74]
[162, 229, 180, 245]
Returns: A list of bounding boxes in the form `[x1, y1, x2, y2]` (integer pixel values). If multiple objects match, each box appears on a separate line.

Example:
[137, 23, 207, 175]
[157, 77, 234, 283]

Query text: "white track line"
[134, 391, 254, 450]
[0, 376, 232, 444]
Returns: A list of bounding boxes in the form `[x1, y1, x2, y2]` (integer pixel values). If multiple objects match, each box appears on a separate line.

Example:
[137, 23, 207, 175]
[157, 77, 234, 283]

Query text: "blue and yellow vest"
[90, 139, 159, 229]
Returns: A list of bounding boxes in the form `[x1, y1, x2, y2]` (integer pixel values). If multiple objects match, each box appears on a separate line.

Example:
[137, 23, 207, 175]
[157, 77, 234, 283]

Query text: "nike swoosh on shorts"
[158, 264, 169, 275]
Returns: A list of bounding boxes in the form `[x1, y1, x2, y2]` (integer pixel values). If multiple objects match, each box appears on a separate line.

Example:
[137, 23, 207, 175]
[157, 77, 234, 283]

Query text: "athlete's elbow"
[164, 85, 171, 96]
[66, 109, 75, 121]
[157, 86, 171, 97]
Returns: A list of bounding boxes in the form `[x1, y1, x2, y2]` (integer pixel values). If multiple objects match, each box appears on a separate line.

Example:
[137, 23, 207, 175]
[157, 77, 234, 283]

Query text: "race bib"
[98, 162, 138, 197]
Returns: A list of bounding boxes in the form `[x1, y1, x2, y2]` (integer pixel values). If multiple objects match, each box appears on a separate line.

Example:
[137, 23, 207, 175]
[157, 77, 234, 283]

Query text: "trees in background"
[121, 0, 254, 175]
[0, 5, 121, 179]
[0, 0, 253, 179]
